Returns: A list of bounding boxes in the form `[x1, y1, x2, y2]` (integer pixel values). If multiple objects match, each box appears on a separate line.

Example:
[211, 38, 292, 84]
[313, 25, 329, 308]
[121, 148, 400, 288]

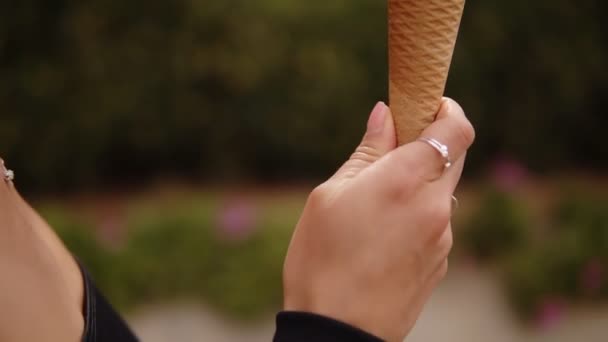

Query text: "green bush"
[44, 188, 607, 322]
[2, 1, 607, 193]
[46, 198, 293, 319]
[503, 192, 608, 320]
[457, 187, 608, 321]
[460, 188, 530, 261]
[505, 232, 588, 320]
[552, 193, 608, 257]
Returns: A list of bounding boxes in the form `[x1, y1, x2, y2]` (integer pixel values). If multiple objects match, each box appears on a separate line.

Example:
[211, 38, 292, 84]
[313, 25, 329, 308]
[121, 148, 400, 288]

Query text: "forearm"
[0, 184, 84, 341]
[11, 188, 85, 313]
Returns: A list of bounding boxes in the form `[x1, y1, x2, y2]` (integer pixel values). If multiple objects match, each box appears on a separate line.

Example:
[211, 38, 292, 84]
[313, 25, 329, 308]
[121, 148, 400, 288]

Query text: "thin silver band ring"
[2, 160, 14, 182]
[451, 196, 459, 214]
[418, 137, 452, 170]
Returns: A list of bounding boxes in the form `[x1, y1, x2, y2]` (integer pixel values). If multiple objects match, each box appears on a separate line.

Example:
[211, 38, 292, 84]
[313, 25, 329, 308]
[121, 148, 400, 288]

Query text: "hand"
[282, 99, 475, 341]
[0, 164, 84, 341]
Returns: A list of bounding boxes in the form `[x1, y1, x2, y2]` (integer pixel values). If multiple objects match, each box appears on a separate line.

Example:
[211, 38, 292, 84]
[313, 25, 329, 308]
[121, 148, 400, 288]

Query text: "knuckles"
[388, 175, 418, 203]
[425, 201, 452, 235]
[437, 228, 454, 257]
[456, 118, 476, 148]
[351, 145, 383, 165]
[307, 183, 335, 213]
[445, 97, 476, 148]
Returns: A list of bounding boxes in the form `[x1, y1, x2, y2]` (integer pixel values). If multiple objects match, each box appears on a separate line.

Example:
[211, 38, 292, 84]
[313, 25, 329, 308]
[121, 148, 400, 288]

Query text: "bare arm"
[0, 163, 84, 341]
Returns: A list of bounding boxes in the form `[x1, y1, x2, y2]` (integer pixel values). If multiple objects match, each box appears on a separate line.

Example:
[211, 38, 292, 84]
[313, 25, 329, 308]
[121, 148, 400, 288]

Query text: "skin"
[283, 98, 475, 341]
[0, 98, 474, 341]
[0, 163, 84, 341]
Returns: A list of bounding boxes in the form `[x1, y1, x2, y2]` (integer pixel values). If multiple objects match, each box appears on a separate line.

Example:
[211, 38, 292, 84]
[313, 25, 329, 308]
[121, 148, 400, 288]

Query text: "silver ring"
[418, 137, 452, 170]
[2, 160, 14, 182]
[451, 196, 459, 214]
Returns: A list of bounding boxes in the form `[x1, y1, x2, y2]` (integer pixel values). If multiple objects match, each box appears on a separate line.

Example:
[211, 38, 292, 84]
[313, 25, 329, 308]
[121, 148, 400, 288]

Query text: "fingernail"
[367, 101, 387, 134]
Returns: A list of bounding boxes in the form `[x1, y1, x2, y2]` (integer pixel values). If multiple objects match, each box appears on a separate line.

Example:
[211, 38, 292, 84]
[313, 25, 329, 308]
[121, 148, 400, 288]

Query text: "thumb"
[334, 102, 397, 180]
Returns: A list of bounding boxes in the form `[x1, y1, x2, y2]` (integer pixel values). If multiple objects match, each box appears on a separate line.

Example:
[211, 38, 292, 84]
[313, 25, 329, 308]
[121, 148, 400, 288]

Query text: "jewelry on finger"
[451, 196, 459, 215]
[2, 160, 14, 182]
[418, 137, 452, 170]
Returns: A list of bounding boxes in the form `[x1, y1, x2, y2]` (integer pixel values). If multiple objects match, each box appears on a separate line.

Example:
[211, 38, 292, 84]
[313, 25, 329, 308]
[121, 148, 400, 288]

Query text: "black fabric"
[274, 312, 384, 342]
[80, 265, 138, 342]
[79, 264, 382, 342]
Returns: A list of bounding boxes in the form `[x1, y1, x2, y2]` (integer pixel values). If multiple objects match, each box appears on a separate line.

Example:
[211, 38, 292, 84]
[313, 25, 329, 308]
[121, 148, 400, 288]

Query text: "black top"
[80, 266, 383, 342]
[273, 312, 383, 342]
[81, 267, 138, 342]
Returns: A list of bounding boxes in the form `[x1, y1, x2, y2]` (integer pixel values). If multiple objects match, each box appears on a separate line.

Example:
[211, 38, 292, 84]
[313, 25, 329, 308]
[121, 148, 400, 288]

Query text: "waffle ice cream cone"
[389, 0, 466, 144]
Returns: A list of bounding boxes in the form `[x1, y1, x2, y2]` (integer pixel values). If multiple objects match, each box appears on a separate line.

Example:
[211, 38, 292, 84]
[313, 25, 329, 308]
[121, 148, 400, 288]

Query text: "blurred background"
[1, 0, 607, 341]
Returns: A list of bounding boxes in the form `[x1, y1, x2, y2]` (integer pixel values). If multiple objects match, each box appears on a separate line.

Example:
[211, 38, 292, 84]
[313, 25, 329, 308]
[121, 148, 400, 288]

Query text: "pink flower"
[580, 259, 604, 294]
[216, 199, 259, 241]
[490, 157, 529, 192]
[536, 298, 566, 331]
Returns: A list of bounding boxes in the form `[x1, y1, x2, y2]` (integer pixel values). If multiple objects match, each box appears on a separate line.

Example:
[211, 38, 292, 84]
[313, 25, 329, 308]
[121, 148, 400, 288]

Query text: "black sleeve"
[274, 312, 384, 342]
[80, 265, 139, 342]
[79, 264, 381, 342]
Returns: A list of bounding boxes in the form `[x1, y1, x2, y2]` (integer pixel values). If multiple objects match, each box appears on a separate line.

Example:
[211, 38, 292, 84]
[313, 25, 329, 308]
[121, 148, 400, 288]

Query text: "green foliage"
[552, 193, 608, 256]
[1, 1, 606, 192]
[505, 231, 591, 320]
[45, 199, 293, 319]
[460, 189, 608, 321]
[460, 188, 529, 260]
[42, 186, 608, 322]
[0, 0, 387, 192]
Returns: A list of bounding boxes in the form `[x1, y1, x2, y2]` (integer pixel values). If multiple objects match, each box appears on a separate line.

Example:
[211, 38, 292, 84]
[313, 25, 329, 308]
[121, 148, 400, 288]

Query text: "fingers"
[433, 225, 454, 266]
[0, 159, 15, 210]
[415, 98, 474, 180]
[391, 98, 474, 183]
[334, 102, 398, 180]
